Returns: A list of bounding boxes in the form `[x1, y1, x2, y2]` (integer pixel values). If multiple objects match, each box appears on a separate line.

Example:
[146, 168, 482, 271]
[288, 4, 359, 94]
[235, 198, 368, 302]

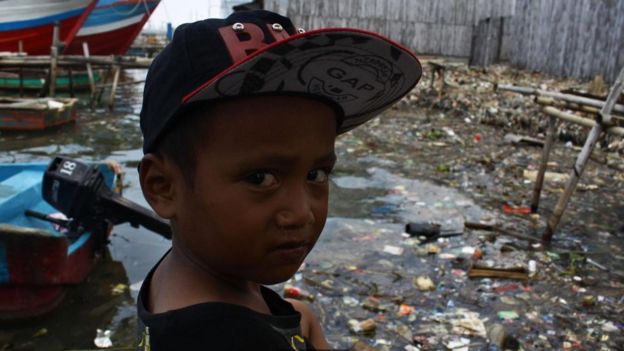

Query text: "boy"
[137, 10, 421, 351]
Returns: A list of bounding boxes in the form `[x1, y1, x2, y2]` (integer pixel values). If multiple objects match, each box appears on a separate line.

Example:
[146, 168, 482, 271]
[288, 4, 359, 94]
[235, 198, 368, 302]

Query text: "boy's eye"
[245, 172, 278, 187]
[307, 169, 329, 183]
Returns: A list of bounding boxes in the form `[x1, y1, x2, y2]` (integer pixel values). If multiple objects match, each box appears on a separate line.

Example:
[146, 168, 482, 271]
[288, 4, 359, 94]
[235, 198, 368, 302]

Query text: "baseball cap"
[140, 10, 422, 153]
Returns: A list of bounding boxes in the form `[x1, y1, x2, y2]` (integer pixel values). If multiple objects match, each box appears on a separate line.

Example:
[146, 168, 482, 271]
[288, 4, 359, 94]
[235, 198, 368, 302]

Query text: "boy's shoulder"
[137, 263, 311, 350]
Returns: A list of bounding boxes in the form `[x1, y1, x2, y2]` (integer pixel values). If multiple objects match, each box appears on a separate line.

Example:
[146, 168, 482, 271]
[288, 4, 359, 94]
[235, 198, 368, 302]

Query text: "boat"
[0, 70, 101, 91]
[64, 0, 160, 55]
[0, 0, 97, 55]
[0, 97, 79, 131]
[0, 162, 116, 319]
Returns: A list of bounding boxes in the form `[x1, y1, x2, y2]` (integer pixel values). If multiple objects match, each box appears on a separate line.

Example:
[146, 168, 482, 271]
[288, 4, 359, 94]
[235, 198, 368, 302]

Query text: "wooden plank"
[375, 0, 387, 19]
[564, 0, 582, 77]
[386, 0, 402, 21]
[440, 23, 455, 56]
[336, 0, 348, 17]
[439, 0, 454, 25]
[605, 0, 624, 82]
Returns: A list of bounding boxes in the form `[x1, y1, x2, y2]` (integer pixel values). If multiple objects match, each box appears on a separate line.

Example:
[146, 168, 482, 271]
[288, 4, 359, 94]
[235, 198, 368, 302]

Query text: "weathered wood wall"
[509, 0, 624, 83]
[264, 0, 624, 82]
[264, 0, 516, 57]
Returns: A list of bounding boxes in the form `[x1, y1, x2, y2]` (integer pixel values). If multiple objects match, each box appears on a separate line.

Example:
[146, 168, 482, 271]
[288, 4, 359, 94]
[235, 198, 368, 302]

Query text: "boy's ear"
[138, 154, 178, 219]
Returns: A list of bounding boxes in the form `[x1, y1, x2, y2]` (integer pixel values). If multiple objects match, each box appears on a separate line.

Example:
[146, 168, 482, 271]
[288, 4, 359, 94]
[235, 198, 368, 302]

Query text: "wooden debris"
[468, 265, 529, 281]
[503, 133, 545, 147]
[531, 115, 556, 213]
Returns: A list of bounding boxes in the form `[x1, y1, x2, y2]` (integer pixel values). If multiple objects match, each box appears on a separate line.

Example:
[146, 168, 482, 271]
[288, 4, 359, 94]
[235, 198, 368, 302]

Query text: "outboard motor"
[38, 156, 171, 239]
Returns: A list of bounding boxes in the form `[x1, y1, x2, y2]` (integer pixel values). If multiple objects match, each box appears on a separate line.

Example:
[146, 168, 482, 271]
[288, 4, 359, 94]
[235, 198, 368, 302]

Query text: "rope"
[109, 1, 143, 16]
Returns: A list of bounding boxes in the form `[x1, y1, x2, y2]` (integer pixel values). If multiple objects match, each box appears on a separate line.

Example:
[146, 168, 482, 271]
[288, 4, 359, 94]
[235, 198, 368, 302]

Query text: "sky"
[144, 0, 248, 32]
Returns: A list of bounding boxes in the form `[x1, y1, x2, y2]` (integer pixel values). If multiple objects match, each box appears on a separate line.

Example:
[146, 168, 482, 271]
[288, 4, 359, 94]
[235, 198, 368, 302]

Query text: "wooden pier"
[0, 53, 152, 110]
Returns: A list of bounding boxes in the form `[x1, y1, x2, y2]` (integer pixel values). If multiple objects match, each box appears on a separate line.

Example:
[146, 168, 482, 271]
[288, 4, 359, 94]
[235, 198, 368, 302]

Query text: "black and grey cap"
[140, 10, 422, 153]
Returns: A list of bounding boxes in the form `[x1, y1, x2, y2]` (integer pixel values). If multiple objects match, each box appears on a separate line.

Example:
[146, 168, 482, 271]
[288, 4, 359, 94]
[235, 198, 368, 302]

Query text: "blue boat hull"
[0, 162, 115, 319]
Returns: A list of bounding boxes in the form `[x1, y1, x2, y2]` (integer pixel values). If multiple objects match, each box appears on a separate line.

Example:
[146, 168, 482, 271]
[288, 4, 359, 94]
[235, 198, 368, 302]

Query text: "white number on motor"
[59, 161, 77, 175]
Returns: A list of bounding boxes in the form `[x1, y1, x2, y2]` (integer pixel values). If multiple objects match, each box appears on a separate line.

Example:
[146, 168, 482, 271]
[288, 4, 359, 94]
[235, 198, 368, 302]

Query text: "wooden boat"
[0, 0, 97, 55]
[65, 0, 160, 55]
[0, 70, 101, 91]
[0, 97, 78, 131]
[0, 162, 115, 320]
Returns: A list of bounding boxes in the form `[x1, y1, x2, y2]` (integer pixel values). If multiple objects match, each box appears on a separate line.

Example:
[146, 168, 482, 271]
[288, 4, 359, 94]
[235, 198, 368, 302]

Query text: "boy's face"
[172, 96, 337, 285]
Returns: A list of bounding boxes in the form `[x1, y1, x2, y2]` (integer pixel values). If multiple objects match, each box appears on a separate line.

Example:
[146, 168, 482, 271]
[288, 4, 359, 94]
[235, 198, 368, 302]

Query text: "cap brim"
[183, 28, 422, 133]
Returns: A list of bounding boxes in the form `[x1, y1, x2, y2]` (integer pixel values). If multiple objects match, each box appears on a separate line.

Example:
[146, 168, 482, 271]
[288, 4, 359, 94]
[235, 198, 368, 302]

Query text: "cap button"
[297, 27, 306, 33]
[232, 22, 245, 32]
[272, 23, 284, 32]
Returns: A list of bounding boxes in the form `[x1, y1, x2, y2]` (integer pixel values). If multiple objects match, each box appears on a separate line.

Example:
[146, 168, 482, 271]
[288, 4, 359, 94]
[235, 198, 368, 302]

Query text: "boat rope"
[110, 1, 144, 16]
[142, 0, 154, 17]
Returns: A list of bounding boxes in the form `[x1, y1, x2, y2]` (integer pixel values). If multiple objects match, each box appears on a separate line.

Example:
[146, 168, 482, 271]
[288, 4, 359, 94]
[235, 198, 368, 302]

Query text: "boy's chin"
[255, 268, 301, 286]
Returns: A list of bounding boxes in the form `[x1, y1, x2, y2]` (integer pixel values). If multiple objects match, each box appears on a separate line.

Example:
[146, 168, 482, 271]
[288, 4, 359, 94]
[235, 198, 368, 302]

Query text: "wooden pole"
[497, 84, 624, 114]
[49, 21, 60, 97]
[82, 42, 97, 96]
[18, 40, 23, 54]
[108, 65, 121, 111]
[543, 67, 624, 241]
[108, 62, 121, 110]
[531, 115, 556, 213]
[18, 67, 24, 97]
[68, 67, 75, 98]
[92, 65, 111, 108]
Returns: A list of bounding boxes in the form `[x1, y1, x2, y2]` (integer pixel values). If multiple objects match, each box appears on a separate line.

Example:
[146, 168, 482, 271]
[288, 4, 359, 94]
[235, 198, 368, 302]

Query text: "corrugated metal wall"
[264, 0, 624, 82]
[264, 0, 516, 57]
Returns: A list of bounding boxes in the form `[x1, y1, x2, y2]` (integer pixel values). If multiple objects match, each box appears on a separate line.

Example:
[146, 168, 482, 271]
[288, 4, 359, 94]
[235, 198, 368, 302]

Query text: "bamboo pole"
[537, 96, 624, 120]
[531, 115, 557, 213]
[543, 67, 624, 241]
[497, 84, 624, 114]
[542, 106, 624, 137]
[82, 42, 97, 96]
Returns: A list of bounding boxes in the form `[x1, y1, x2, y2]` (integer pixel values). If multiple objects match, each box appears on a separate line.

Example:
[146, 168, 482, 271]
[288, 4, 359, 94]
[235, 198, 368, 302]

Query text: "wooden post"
[49, 21, 60, 97]
[18, 67, 24, 97]
[543, 67, 624, 241]
[531, 115, 556, 213]
[18, 40, 23, 54]
[68, 67, 75, 97]
[108, 61, 121, 110]
[92, 66, 112, 109]
[82, 42, 97, 96]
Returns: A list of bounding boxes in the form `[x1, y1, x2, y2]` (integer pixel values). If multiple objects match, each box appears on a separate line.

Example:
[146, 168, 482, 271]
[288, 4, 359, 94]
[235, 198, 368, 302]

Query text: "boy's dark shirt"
[136, 253, 315, 351]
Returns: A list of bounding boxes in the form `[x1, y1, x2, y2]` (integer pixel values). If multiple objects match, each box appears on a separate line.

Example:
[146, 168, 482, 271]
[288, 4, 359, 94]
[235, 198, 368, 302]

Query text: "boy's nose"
[275, 185, 315, 229]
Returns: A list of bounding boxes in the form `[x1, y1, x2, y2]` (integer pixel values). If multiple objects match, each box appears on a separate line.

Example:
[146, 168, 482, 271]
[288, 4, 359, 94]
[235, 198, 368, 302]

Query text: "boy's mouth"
[272, 240, 310, 262]
[273, 240, 309, 250]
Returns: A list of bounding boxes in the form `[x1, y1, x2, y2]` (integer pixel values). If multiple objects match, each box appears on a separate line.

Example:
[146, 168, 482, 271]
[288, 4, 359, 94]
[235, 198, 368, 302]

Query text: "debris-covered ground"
[277, 60, 624, 351]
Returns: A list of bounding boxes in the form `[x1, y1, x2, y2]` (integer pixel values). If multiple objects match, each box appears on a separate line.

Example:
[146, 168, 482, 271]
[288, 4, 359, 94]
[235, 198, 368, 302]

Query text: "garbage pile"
[400, 61, 623, 154]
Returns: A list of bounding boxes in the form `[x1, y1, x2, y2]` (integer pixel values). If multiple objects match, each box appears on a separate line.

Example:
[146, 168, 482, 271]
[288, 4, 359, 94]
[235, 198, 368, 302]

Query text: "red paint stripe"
[62, 0, 98, 53]
[64, 1, 159, 55]
[0, 16, 82, 54]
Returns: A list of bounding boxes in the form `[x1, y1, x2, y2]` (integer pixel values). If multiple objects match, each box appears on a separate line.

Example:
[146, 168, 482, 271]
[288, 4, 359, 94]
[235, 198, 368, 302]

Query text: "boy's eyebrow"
[238, 151, 337, 167]
[318, 152, 337, 166]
